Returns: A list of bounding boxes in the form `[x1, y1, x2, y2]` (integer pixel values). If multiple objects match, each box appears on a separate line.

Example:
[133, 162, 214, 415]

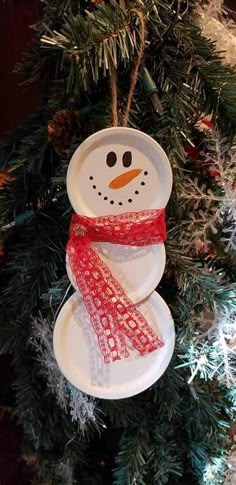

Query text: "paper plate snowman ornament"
[53, 127, 175, 399]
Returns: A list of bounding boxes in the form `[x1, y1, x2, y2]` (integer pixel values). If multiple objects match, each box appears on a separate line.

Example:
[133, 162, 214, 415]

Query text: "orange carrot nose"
[109, 169, 142, 189]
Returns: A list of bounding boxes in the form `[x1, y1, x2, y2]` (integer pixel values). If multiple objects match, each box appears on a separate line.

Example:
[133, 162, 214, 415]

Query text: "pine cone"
[0, 171, 11, 188]
[48, 109, 79, 153]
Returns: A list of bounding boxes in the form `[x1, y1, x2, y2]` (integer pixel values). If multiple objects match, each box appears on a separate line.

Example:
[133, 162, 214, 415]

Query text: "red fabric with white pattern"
[67, 210, 166, 363]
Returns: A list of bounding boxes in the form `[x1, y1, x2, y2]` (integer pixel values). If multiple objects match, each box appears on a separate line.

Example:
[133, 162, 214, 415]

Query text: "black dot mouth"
[89, 172, 148, 206]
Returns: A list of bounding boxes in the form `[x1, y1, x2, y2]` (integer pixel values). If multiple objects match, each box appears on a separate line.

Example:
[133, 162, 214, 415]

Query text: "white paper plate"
[66, 242, 166, 303]
[67, 127, 172, 217]
[53, 291, 175, 399]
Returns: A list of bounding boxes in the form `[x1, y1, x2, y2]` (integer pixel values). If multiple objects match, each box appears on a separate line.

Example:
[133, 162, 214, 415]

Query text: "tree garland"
[196, 0, 236, 67]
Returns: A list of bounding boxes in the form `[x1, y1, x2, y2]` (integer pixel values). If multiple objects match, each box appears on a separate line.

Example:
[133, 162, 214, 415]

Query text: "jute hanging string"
[110, 8, 146, 127]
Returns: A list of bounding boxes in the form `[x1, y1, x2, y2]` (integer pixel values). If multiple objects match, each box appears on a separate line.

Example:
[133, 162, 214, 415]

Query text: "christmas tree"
[0, 1, 236, 483]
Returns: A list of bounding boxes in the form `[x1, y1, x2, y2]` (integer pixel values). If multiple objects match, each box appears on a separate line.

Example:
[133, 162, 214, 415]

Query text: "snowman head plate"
[67, 127, 172, 216]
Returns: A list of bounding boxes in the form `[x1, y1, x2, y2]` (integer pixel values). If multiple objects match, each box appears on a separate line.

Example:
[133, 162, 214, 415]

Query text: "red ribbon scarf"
[67, 209, 166, 364]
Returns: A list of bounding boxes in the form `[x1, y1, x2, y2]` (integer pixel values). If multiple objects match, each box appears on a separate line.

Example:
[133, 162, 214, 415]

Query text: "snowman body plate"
[53, 291, 175, 399]
[66, 128, 172, 301]
[66, 242, 166, 304]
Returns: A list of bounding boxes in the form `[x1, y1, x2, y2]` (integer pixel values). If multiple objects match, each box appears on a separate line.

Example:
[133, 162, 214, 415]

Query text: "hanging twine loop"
[110, 8, 146, 128]
[110, 64, 119, 127]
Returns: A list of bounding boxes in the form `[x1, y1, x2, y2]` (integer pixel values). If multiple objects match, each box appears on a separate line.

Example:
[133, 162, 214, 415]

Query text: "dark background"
[0, 3, 41, 483]
[0, 0, 41, 137]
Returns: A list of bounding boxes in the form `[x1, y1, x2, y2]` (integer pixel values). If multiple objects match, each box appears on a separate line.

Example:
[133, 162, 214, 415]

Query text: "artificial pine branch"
[0, 1, 236, 484]
[41, 1, 141, 90]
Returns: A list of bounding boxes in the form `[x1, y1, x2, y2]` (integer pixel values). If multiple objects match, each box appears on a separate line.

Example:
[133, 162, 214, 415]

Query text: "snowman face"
[79, 144, 159, 215]
[67, 128, 172, 217]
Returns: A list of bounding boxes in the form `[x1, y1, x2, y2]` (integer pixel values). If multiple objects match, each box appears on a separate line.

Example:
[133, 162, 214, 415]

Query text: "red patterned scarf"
[67, 210, 166, 363]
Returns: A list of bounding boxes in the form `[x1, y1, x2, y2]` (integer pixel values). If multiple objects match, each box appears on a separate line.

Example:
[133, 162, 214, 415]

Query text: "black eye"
[122, 151, 132, 168]
[106, 151, 117, 167]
